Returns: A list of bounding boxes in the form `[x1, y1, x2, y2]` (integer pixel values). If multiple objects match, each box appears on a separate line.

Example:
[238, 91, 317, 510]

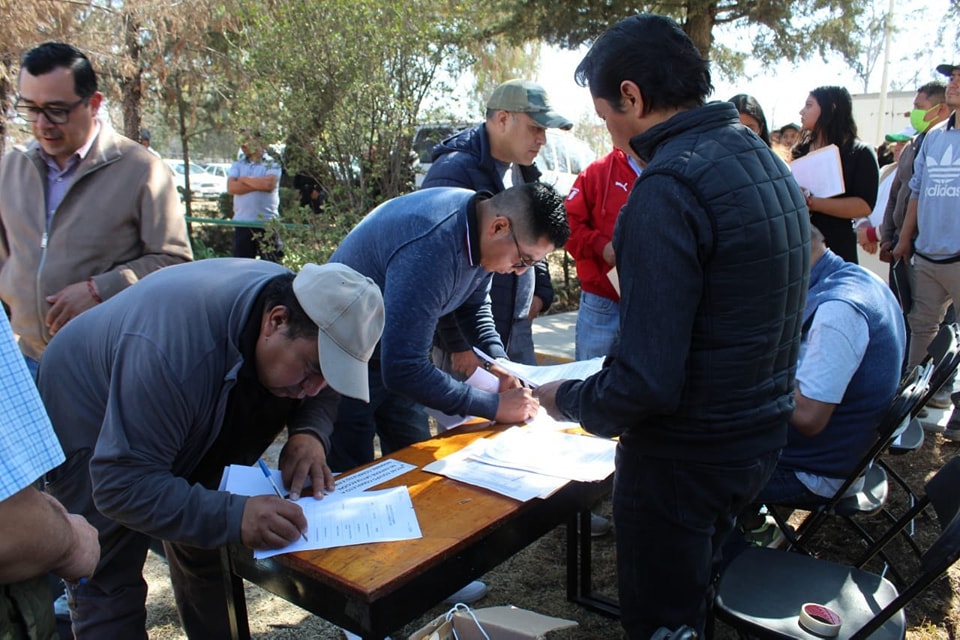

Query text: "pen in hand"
[257, 458, 308, 543]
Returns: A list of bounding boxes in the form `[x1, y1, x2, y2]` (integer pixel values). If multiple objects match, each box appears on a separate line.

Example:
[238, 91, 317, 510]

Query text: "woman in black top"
[794, 86, 879, 263]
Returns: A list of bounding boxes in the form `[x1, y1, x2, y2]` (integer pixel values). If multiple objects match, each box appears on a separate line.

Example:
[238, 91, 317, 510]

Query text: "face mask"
[910, 105, 941, 133]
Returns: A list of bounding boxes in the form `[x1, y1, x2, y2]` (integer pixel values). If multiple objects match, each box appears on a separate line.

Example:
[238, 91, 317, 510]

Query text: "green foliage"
[230, 0, 484, 218]
[189, 232, 232, 260]
[264, 202, 364, 271]
[483, 0, 871, 81]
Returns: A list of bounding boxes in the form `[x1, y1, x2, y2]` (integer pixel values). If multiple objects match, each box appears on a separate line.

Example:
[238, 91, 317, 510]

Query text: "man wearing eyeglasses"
[326, 183, 569, 477]
[0, 42, 192, 375]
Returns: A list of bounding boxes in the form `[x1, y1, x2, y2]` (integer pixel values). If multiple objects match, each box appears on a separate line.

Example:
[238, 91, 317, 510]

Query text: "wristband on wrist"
[86, 278, 102, 303]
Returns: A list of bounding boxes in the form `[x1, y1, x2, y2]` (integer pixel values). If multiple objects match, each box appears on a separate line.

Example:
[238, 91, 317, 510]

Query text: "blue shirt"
[228, 153, 281, 222]
[0, 312, 64, 500]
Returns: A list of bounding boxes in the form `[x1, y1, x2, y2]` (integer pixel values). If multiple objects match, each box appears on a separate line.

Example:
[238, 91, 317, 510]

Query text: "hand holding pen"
[237, 459, 309, 548]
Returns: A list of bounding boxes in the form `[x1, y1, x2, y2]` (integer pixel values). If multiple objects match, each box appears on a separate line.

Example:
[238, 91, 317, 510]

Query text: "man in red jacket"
[564, 147, 641, 359]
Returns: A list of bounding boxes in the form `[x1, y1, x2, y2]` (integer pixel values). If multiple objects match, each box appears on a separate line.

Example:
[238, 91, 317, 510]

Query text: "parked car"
[164, 160, 225, 200]
[411, 122, 595, 195]
[204, 162, 232, 181]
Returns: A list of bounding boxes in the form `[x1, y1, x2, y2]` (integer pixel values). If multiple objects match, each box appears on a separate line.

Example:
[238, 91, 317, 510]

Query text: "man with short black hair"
[228, 130, 283, 262]
[779, 122, 801, 147]
[537, 14, 809, 638]
[39, 259, 384, 639]
[138, 128, 161, 158]
[328, 182, 569, 473]
[0, 42, 192, 375]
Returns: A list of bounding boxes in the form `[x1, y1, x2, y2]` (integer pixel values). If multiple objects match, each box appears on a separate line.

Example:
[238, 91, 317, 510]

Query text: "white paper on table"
[253, 486, 422, 559]
[423, 439, 569, 501]
[424, 366, 499, 430]
[465, 426, 615, 482]
[327, 458, 417, 496]
[790, 144, 845, 198]
[472, 348, 603, 388]
[218, 464, 287, 495]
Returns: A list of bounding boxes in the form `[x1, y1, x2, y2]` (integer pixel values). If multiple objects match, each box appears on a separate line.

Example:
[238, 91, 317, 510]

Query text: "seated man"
[742, 224, 905, 544]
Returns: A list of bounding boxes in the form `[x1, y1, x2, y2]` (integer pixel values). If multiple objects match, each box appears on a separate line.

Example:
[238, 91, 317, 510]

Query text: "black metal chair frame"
[767, 363, 931, 568]
[714, 456, 960, 640]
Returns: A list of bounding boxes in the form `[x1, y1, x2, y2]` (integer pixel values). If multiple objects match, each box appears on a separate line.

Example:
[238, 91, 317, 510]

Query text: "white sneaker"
[590, 513, 613, 537]
[443, 580, 488, 604]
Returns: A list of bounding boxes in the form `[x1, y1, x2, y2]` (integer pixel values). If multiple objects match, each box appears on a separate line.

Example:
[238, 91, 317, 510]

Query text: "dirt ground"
[138, 430, 960, 640]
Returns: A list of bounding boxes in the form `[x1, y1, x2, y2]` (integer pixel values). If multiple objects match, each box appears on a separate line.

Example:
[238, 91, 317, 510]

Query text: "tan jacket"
[0, 127, 193, 360]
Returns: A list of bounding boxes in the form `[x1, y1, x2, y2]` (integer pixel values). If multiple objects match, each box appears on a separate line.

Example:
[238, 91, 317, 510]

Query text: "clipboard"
[790, 144, 845, 198]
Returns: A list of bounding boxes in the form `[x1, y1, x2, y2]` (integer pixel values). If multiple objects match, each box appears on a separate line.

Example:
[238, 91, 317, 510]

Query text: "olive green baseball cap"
[486, 79, 573, 130]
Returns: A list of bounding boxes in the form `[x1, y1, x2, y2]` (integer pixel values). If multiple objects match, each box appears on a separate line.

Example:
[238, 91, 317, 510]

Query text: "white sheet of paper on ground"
[423, 366, 499, 430]
[466, 426, 615, 482]
[423, 439, 569, 501]
[472, 348, 604, 389]
[253, 486, 422, 559]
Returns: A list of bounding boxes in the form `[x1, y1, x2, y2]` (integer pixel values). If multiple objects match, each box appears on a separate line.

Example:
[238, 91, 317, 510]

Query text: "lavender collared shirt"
[38, 122, 100, 226]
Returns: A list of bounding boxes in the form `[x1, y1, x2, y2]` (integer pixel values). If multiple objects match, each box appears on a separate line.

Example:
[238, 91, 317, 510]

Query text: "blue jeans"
[575, 291, 619, 360]
[613, 445, 779, 639]
[328, 360, 429, 472]
[754, 466, 823, 507]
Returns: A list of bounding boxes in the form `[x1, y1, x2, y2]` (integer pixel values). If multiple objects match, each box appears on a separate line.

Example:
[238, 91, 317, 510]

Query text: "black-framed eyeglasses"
[14, 97, 87, 124]
[509, 225, 537, 269]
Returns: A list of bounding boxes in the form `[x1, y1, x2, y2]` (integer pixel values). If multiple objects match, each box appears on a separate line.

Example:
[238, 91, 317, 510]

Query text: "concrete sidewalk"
[532, 310, 577, 364]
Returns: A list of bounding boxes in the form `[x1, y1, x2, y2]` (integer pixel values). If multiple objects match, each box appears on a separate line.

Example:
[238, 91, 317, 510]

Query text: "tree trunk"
[0, 71, 9, 159]
[121, 11, 143, 141]
[683, 0, 718, 59]
[175, 73, 193, 217]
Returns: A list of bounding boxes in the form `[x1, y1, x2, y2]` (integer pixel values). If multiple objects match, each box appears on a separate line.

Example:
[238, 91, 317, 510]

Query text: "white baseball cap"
[293, 263, 384, 402]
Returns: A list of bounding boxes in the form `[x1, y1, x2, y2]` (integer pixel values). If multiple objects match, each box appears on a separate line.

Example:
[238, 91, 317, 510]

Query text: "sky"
[530, 1, 953, 137]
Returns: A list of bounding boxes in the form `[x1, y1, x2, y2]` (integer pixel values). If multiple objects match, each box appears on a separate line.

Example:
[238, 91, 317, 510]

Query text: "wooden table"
[221, 420, 616, 639]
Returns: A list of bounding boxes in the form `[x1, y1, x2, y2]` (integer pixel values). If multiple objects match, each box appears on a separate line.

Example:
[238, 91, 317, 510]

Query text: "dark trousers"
[232, 227, 282, 263]
[327, 361, 429, 472]
[612, 446, 779, 639]
[47, 451, 237, 639]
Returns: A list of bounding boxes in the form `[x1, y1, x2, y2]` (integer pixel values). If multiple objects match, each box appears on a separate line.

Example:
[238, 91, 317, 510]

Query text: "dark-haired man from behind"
[0, 42, 192, 375]
[536, 14, 809, 639]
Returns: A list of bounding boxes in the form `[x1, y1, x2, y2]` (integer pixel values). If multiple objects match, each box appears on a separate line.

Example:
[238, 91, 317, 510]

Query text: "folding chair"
[911, 322, 960, 416]
[877, 322, 960, 549]
[714, 456, 960, 640]
[767, 364, 931, 561]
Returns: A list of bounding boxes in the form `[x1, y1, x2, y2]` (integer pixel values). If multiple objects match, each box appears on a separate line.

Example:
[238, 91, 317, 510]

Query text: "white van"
[412, 123, 595, 195]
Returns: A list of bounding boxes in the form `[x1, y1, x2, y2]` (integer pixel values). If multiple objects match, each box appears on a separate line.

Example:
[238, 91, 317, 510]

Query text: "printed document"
[220, 461, 422, 558]
[790, 144, 845, 198]
[473, 348, 603, 388]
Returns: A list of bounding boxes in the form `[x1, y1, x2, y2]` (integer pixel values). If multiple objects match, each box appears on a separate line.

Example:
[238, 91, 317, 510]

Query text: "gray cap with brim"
[486, 79, 573, 131]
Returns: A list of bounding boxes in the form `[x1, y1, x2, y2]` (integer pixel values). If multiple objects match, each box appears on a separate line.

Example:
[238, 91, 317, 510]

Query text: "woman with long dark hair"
[729, 93, 771, 146]
[793, 86, 879, 263]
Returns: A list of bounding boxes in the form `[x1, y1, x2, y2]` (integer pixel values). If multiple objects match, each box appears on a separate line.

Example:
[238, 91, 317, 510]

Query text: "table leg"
[221, 546, 251, 640]
[566, 508, 620, 617]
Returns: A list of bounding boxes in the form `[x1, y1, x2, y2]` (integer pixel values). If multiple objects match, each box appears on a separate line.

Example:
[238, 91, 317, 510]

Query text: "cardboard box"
[408, 605, 577, 640]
